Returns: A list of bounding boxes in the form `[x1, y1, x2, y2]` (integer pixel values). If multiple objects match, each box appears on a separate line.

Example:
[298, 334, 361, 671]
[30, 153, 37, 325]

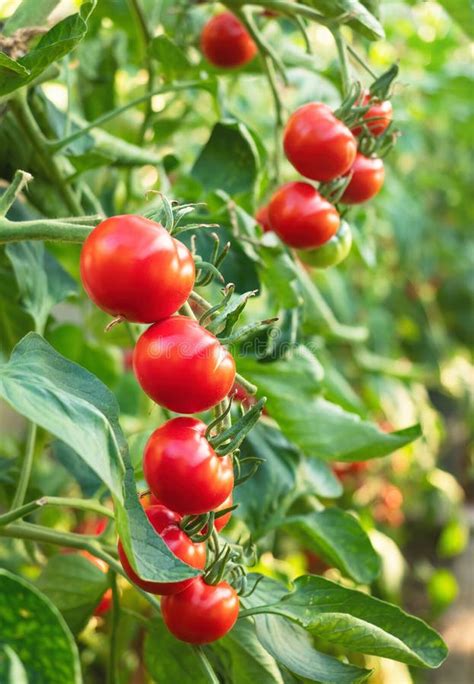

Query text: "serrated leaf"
[0, 569, 82, 683]
[284, 509, 381, 584]
[192, 120, 260, 196]
[36, 555, 108, 634]
[250, 575, 448, 669]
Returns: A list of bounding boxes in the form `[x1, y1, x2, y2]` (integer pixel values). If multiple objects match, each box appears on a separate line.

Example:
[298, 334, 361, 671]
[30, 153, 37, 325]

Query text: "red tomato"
[256, 205, 272, 233]
[283, 103, 357, 182]
[161, 577, 239, 643]
[143, 417, 234, 515]
[332, 461, 368, 481]
[268, 182, 340, 249]
[117, 505, 206, 595]
[352, 91, 393, 137]
[133, 316, 236, 414]
[342, 153, 385, 205]
[75, 517, 108, 536]
[201, 12, 257, 69]
[80, 215, 195, 323]
[213, 492, 233, 532]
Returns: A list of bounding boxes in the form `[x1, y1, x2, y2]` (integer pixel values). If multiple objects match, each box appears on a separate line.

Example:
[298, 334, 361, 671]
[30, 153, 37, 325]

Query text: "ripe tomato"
[298, 221, 352, 269]
[256, 205, 272, 233]
[213, 492, 233, 532]
[283, 103, 357, 182]
[117, 505, 206, 595]
[352, 91, 393, 137]
[80, 215, 195, 323]
[143, 417, 234, 515]
[268, 182, 340, 249]
[342, 153, 385, 205]
[201, 12, 257, 69]
[161, 577, 239, 643]
[80, 551, 112, 616]
[133, 316, 236, 414]
[75, 516, 108, 536]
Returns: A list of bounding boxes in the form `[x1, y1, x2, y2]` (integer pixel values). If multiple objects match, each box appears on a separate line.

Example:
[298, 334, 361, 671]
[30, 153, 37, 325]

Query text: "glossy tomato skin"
[117, 505, 206, 595]
[213, 492, 233, 532]
[283, 103, 357, 182]
[80, 215, 195, 323]
[143, 417, 234, 515]
[298, 221, 352, 269]
[133, 316, 236, 414]
[161, 577, 239, 643]
[352, 92, 393, 137]
[342, 154, 385, 205]
[268, 182, 340, 249]
[201, 12, 257, 68]
[256, 205, 272, 233]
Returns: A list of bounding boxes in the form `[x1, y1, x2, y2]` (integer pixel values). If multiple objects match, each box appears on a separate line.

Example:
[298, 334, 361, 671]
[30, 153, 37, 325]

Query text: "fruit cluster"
[80, 215, 241, 643]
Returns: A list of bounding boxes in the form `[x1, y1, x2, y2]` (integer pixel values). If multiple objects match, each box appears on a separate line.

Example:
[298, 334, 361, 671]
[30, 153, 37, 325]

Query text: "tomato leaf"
[36, 554, 109, 634]
[3, 0, 60, 35]
[302, 0, 385, 41]
[0, 645, 28, 684]
[0, 569, 82, 683]
[284, 509, 381, 584]
[249, 575, 448, 669]
[150, 35, 193, 78]
[144, 620, 210, 684]
[192, 121, 260, 196]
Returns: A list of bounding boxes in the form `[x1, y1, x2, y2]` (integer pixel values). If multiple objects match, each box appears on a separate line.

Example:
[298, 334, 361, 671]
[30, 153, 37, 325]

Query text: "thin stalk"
[0, 496, 114, 527]
[346, 44, 377, 79]
[0, 170, 33, 217]
[180, 301, 197, 320]
[127, 0, 155, 143]
[108, 572, 120, 684]
[226, 1, 332, 26]
[194, 646, 220, 684]
[0, 217, 92, 243]
[11, 423, 37, 510]
[262, 55, 284, 183]
[293, 14, 312, 54]
[232, 6, 287, 82]
[48, 80, 213, 153]
[9, 92, 83, 215]
[332, 27, 351, 97]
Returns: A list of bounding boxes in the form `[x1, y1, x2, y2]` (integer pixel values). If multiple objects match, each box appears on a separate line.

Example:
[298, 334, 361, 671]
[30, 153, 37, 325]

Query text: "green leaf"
[0, 645, 28, 684]
[217, 619, 285, 684]
[296, 457, 343, 499]
[0, 53, 30, 76]
[6, 242, 77, 333]
[251, 575, 448, 669]
[255, 615, 371, 684]
[303, 0, 385, 40]
[192, 121, 260, 196]
[3, 0, 60, 35]
[237, 355, 421, 461]
[0, 333, 125, 498]
[36, 554, 108, 634]
[284, 509, 381, 584]
[150, 35, 193, 78]
[144, 621, 210, 684]
[51, 441, 103, 498]
[0, 3, 95, 97]
[0, 251, 32, 358]
[238, 347, 324, 396]
[0, 569, 82, 683]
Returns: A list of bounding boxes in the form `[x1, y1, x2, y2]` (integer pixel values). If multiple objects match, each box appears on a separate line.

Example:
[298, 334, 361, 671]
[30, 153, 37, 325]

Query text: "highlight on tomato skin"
[80, 215, 195, 323]
[268, 181, 340, 249]
[283, 102, 357, 182]
[161, 576, 239, 644]
[143, 417, 234, 516]
[133, 316, 236, 414]
[117, 504, 206, 595]
[200, 12, 257, 69]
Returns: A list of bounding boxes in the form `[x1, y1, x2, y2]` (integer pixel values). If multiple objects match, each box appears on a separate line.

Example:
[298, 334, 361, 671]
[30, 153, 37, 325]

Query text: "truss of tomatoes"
[81, 215, 240, 643]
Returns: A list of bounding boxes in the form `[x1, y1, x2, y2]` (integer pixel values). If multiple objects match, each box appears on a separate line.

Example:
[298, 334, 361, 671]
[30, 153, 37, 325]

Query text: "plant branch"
[0, 217, 93, 243]
[346, 44, 377, 79]
[1, 496, 114, 527]
[332, 27, 351, 97]
[194, 646, 220, 684]
[0, 170, 33, 217]
[10, 422, 37, 510]
[225, 1, 333, 26]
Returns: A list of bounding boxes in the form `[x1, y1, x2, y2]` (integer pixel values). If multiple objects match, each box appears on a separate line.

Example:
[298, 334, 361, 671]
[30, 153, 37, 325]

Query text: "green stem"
[232, 6, 287, 82]
[9, 92, 83, 215]
[127, 0, 155, 143]
[180, 301, 197, 320]
[346, 44, 377, 79]
[0, 217, 92, 243]
[48, 80, 213, 153]
[0, 170, 33, 217]
[10, 423, 37, 510]
[108, 572, 120, 684]
[0, 496, 114, 527]
[332, 27, 351, 97]
[293, 14, 312, 54]
[194, 646, 220, 684]
[226, 1, 332, 26]
[262, 55, 283, 183]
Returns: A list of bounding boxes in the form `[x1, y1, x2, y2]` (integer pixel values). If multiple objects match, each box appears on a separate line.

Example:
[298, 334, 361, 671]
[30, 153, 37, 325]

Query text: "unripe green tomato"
[298, 221, 352, 269]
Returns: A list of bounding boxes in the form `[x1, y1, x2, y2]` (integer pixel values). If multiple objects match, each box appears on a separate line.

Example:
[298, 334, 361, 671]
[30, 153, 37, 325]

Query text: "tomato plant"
[0, 1, 470, 683]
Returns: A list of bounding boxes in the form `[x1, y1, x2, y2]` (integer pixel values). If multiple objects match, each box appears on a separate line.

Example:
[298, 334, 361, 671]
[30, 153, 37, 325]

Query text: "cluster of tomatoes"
[199, 10, 392, 269]
[79, 215, 242, 643]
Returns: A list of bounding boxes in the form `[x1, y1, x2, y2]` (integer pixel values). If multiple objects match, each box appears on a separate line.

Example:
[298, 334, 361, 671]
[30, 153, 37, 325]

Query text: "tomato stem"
[0, 169, 33, 217]
[0, 496, 114, 527]
[107, 570, 121, 684]
[332, 28, 351, 98]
